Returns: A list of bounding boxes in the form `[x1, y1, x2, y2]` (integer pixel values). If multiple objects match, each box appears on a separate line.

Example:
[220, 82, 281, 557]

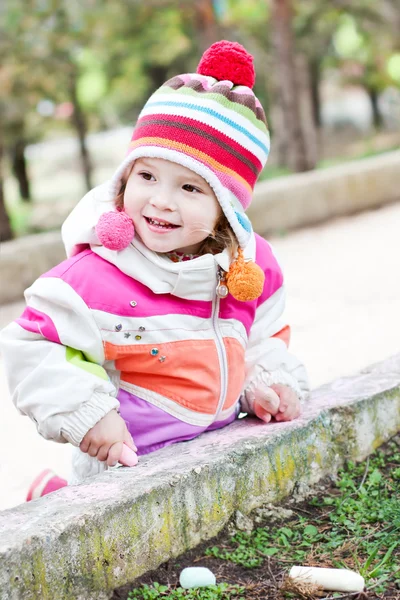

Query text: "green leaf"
[368, 469, 382, 486]
[264, 547, 279, 556]
[304, 525, 319, 537]
[279, 527, 294, 538]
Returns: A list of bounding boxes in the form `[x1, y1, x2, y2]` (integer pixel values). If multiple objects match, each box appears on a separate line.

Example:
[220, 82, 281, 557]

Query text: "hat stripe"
[132, 124, 256, 188]
[165, 77, 268, 129]
[129, 137, 252, 204]
[146, 89, 269, 149]
[140, 102, 268, 164]
[134, 116, 261, 179]
[145, 100, 270, 155]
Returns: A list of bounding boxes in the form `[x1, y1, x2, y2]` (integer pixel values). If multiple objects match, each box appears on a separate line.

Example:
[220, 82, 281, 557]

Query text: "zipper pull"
[216, 267, 229, 298]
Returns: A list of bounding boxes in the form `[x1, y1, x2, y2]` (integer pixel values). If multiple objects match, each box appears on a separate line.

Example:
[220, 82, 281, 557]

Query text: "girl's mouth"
[144, 217, 181, 231]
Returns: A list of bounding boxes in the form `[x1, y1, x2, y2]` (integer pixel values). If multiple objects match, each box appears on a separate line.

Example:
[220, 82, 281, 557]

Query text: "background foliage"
[1, 0, 399, 240]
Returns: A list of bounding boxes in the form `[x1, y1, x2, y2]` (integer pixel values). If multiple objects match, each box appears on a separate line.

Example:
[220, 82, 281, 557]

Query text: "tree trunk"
[296, 54, 318, 168]
[269, 77, 289, 168]
[270, 0, 316, 172]
[12, 138, 31, 202]
[309, 58, 322, 128]
[194, 0, 219, 51]
[0, 139, 13, 242]
[367, 86, 382, 129]
[69, 74, 93, 192]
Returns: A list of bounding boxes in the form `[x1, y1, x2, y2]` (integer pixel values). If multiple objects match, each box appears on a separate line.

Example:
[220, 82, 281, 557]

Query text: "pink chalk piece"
[119, 444, 139, 467]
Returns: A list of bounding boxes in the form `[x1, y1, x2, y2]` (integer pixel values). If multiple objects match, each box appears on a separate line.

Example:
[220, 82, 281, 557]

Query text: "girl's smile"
[144, 216, 181, 232]
[123, 157, 221, 254]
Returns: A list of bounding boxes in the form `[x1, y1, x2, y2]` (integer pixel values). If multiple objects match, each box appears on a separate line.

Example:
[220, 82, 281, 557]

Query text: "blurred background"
[0, 1, 400, 510]
[0, 0, 399, 239]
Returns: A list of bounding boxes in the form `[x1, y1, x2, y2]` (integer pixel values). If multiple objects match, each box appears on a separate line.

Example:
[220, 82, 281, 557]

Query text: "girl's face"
[123, 157, 221, 255]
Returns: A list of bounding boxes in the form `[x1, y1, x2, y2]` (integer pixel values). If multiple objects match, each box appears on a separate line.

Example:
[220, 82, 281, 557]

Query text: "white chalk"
[179, 567, 216, 589]
[290, 566, 365, 592]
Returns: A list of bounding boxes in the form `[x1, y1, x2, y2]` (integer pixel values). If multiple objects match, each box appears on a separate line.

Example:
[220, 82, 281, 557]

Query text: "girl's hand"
[79, 409, 136, 466]
[270, 384, 301, 422]
[252, 386, 280, 423]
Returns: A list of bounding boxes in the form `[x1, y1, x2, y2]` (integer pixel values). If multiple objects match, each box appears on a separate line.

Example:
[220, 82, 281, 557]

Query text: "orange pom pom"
[226, 249, 265, 302]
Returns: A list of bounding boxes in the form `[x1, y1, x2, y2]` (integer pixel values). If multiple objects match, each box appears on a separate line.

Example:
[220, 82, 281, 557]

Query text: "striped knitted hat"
[109, 40, 270, 250]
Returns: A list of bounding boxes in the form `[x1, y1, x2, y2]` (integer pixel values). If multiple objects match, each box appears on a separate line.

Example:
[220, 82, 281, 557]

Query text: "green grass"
[206, 441, 400, 594]
[127, 439, 400, 599]
[128, 582, 246, 599]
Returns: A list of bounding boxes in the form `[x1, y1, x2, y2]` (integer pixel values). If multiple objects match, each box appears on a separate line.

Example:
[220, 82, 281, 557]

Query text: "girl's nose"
[150, 192, 176, 211]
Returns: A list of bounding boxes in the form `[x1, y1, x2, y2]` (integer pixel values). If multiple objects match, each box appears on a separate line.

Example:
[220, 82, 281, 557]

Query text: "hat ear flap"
[95, 209, 135, 251]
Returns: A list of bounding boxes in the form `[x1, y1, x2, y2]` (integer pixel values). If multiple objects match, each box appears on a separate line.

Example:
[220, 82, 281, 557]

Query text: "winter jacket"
[0, 182, 309, 481]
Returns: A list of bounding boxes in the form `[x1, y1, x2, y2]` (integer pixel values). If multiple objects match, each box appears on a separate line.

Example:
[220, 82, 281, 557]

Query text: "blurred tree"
[1, 0, 98, 195]
[294, 1, 385, 128]
[0, 4, 33, 203]
[194, 0, 220, 51]
[0, 138, 13, 241]
[270, 0, 316, 171]
[296, 0, 400, 130]
[12, 137, 31, 201]
[39, 2, 96, 190]
[2, 0, 399, 242]
[96, 2, 193, 122]
[332, 10, 400, 129]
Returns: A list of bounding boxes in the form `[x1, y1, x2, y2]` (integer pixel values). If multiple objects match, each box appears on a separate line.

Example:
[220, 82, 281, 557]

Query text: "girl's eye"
[139, 172, 155, 181]
[183, 184, 202, 193]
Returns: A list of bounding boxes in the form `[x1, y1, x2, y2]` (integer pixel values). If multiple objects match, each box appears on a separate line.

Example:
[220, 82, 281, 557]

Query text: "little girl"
[0, 41, 309, 498]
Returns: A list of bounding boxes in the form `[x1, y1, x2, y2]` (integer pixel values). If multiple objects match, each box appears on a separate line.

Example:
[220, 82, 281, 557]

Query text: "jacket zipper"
[213, 267, 229, 421]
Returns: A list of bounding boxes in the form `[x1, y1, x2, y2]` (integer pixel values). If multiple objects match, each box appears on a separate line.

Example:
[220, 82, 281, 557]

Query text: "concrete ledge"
[1, 151, 399, 305]
[248, 150, 400, 235]
[1, 354, 399, 600]
[0, 232, 65, 305]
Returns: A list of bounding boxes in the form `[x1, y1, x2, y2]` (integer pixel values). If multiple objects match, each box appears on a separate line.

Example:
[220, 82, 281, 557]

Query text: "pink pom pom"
[95, 210, 135, 251]
[197, 40, 255, 89]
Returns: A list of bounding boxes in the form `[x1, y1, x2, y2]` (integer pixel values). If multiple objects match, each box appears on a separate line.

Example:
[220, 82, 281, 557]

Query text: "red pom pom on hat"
[197, 40, 255, 89]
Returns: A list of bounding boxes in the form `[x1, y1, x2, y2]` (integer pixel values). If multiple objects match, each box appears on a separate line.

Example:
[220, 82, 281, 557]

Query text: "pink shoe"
[26, 469, 68, 502]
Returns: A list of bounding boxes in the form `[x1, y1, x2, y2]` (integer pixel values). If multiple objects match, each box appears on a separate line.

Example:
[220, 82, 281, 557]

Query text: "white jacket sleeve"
[0, 277, 119, 446]
[241, 284, 310, 414]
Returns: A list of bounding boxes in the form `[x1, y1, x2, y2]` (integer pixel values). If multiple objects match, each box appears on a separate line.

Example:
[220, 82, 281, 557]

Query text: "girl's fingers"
[87, 442, 100, 457]
[254, 402, 273, 423]
[107, 442, 123, 467]
[261, 388, 280, 414]
[255, 388, 280, 415]
[275, 411, 286, 422]
[276, 401, 301, 422]
[123, 429, 137, 452]
[97, 445, 109, 462]
[273, 388, 292, 413]
[79, 437, 89, 453]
